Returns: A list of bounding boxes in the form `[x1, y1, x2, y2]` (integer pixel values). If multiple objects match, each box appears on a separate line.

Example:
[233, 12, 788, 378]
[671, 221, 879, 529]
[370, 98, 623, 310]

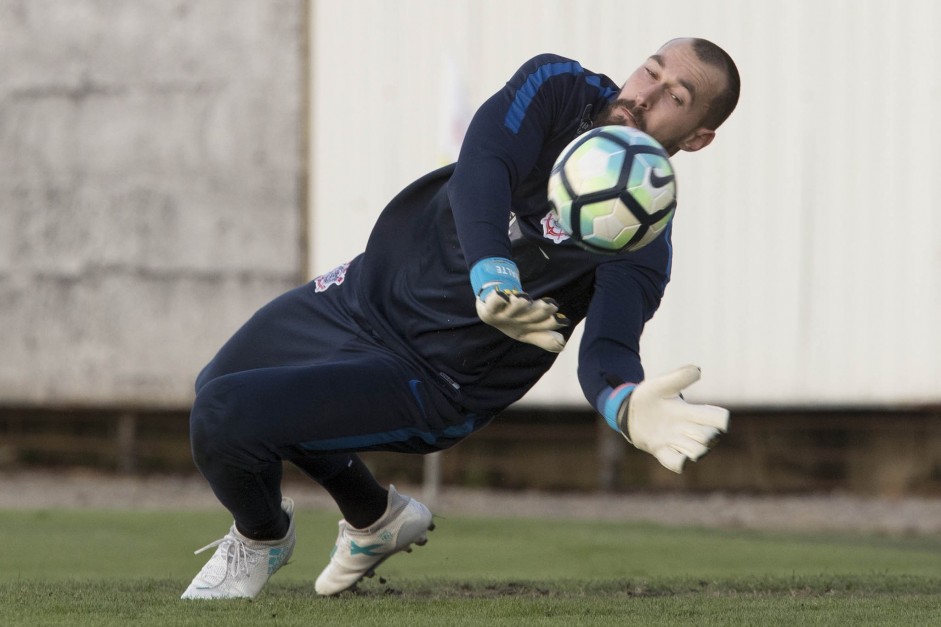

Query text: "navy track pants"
[189, 264, 486, 531]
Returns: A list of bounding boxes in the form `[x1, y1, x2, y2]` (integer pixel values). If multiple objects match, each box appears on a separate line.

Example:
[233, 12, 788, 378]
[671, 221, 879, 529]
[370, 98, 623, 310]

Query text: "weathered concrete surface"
[0, 0, 306, 407]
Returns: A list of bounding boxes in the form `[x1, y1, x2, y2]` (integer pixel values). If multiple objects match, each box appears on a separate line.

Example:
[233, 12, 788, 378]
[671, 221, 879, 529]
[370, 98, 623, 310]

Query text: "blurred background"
[1, 0, 938, 496]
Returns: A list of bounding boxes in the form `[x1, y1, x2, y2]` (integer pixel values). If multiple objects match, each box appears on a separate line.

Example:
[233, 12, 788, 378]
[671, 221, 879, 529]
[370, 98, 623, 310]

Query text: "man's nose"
[634, 86, 659, 109]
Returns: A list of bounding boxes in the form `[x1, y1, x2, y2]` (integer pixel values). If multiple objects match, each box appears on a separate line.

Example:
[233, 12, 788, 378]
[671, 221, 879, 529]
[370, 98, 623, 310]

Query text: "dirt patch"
[3, 469, 941, 535]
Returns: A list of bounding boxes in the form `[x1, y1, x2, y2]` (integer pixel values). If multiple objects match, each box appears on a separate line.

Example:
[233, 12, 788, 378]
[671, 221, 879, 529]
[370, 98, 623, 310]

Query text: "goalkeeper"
[183, 37, 740, 600]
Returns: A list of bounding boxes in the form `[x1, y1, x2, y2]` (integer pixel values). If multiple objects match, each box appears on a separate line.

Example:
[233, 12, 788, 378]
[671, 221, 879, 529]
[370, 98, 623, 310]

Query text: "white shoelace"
[194, 533, 260, 577]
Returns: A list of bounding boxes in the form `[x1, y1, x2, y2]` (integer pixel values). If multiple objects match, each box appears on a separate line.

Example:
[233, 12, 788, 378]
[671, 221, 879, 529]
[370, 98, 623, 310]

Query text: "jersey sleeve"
[577, 230, 673, 416]
[448, 54, 593, 268]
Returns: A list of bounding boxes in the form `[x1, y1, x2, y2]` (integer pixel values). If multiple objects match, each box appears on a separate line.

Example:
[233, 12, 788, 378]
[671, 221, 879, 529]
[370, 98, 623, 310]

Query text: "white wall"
[309, 0, 941, 408]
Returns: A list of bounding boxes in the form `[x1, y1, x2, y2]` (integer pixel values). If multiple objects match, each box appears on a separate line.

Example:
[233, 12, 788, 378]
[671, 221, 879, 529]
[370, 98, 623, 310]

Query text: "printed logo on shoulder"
[313, 261, 351, 293]
[541, 211, 570, 244]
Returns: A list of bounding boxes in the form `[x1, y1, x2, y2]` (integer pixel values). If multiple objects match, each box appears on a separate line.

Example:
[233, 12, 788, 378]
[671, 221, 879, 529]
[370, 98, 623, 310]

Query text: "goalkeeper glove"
[602, 365, 729, 474]
[470, 257, 569, 353]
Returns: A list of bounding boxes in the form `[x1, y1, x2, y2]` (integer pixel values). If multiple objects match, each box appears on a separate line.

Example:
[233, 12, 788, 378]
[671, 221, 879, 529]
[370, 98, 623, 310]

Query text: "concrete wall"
[0, 0, 306, 408]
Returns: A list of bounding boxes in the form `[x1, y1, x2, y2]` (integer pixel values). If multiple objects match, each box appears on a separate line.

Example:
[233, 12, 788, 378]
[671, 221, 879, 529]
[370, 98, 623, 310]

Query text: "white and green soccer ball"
[547, 125, 677, 254]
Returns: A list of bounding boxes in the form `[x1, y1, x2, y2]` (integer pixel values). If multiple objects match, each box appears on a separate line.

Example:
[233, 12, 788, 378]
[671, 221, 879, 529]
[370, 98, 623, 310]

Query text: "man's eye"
[670, 92, 683, 105]
[644, 67, 657, 78]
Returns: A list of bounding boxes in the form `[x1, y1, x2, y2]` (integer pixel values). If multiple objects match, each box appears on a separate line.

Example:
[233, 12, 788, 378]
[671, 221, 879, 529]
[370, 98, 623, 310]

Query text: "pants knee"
[189, 376, 257, 473]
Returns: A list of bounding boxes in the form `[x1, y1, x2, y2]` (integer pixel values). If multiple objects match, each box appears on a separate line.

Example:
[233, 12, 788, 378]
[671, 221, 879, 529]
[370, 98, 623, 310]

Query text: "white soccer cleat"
[181, 497, 296, 600]
[315, 485, 434, 596]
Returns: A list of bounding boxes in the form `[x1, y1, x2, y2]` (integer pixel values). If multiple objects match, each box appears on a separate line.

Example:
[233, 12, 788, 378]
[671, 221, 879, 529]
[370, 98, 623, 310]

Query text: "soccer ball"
[547, 125, 677, 254]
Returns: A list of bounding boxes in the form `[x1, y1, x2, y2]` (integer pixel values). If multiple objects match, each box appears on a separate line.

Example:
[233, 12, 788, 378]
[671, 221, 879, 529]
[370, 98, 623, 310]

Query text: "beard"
[593, 99, 647, 133]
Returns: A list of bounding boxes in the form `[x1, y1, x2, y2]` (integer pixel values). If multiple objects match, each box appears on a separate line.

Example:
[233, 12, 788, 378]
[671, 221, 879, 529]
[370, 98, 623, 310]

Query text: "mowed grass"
[1, 507, 940, 625]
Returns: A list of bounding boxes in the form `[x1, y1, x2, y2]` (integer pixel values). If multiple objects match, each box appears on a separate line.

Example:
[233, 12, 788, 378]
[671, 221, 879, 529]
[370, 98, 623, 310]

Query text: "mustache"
[613, 99, 646, 130]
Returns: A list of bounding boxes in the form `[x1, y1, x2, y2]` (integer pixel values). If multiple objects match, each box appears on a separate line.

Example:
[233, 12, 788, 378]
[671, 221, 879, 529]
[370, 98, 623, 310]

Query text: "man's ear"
[678, 128, 716, 153]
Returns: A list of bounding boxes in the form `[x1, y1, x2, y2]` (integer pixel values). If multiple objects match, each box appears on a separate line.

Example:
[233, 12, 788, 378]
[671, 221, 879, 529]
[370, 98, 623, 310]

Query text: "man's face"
[595, 39, 727, 155]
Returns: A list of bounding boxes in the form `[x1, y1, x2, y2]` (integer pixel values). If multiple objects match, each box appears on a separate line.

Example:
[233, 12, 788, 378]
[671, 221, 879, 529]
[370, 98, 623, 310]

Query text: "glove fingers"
[682, 423, 723, 446]
[642, 364, 702, 398]
[500, 297, 569, 333]
[477, 292, 542, 323]
[685, 404, 730, 432]
[503, 295, 558, 320]
[518, 330, 566, 353]
[476, 293, 567, 352]
[499, 292, 534, 315]
[654, 447, 688, 474]
[530, 301, 569, 327]
[476, 291, 510, 321]
[671, 434, 712, 460]
[517, 315, 569, 332]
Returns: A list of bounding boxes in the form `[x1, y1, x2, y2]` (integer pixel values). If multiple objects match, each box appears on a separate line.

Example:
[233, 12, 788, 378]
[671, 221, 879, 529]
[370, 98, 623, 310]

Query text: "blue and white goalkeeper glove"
[602, 365, 729, 473]
[470, 257, 569, 353]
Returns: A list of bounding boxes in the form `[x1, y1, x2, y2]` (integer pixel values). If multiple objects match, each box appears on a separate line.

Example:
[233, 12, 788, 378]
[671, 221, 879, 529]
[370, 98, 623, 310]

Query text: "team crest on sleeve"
[541, 211, 570, 244]
[313, 261, 351, 292]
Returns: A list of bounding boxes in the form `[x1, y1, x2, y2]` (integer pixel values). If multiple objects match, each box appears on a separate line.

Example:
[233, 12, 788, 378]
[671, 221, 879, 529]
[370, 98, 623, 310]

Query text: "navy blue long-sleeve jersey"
[353, 54, 673, 418]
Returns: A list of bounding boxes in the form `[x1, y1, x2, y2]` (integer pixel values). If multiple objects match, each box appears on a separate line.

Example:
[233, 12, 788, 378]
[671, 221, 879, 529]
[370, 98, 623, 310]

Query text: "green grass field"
[2, 508, 940, 625]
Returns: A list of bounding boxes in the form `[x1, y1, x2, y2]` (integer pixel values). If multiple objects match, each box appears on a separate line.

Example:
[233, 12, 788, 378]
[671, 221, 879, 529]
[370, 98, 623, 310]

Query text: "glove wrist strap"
[470, 257, 521, 300]
[599, 383, 636, 435]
